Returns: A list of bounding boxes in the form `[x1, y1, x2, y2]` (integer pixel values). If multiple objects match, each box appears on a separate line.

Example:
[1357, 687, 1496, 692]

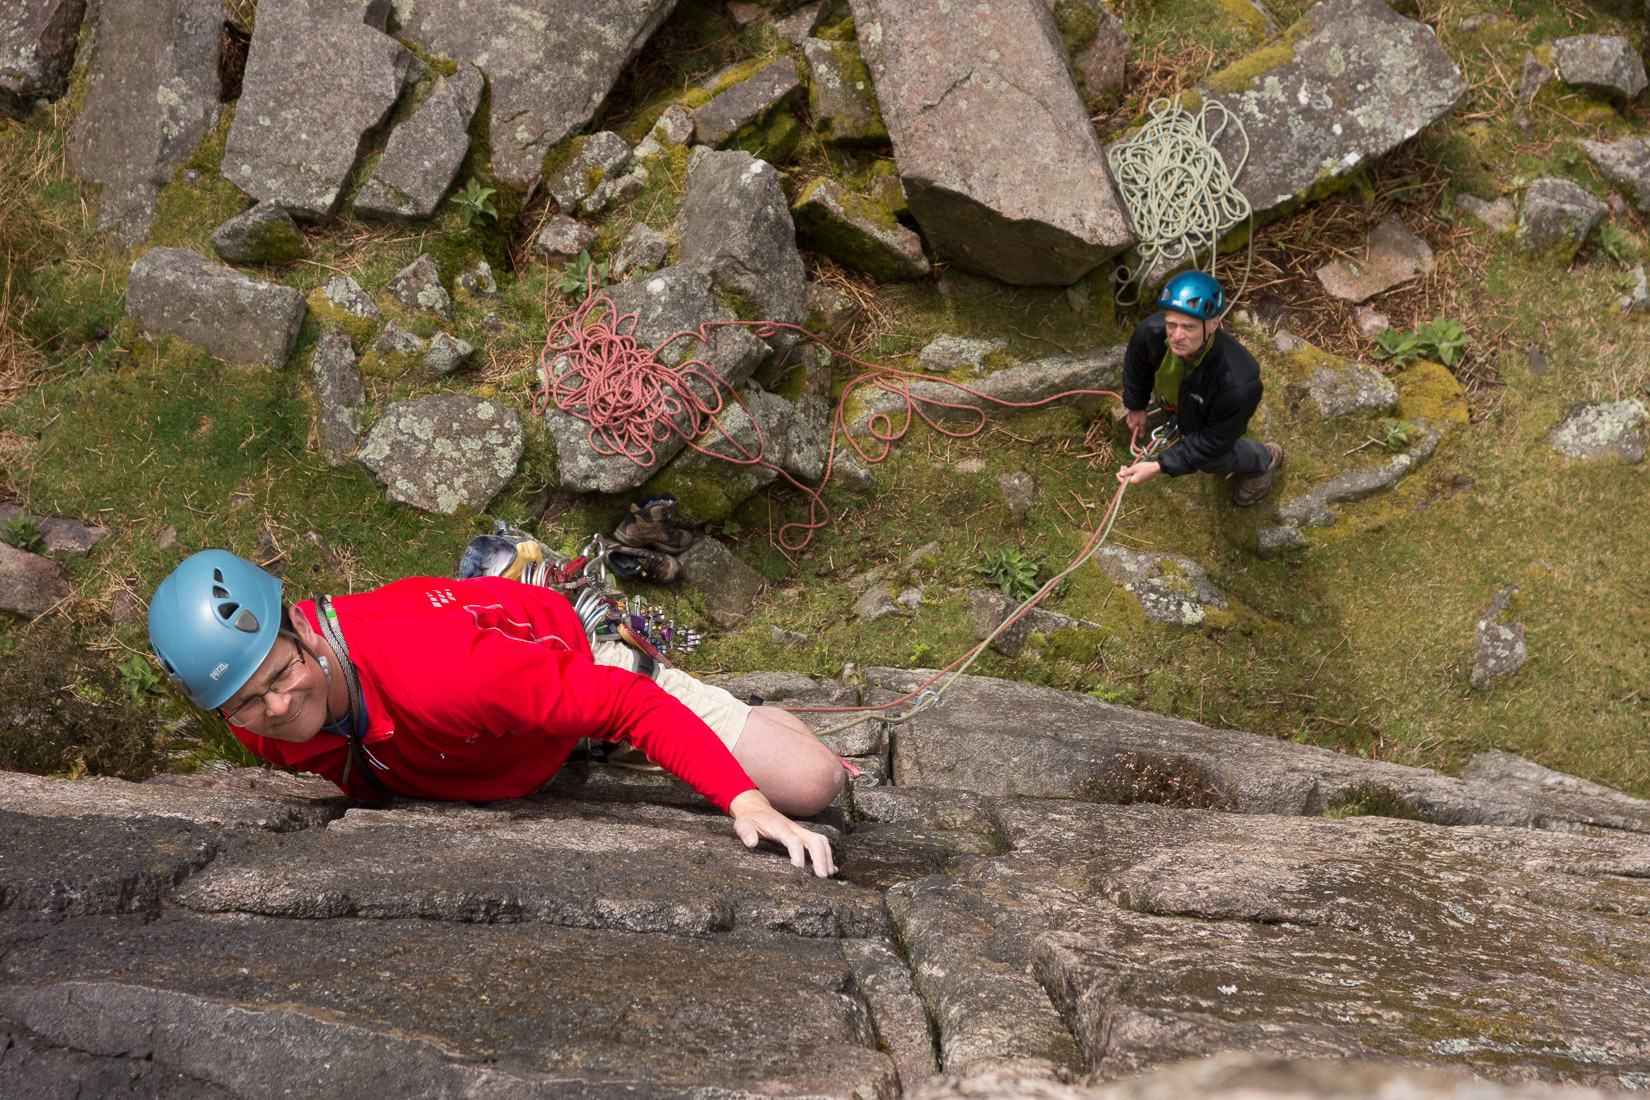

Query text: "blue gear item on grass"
[148, 549, 284, 710]
[1157, 270, 1226, 320]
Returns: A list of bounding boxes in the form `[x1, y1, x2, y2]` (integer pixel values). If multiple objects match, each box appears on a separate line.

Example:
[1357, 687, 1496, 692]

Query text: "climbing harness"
[1107, 96, 1255, 310]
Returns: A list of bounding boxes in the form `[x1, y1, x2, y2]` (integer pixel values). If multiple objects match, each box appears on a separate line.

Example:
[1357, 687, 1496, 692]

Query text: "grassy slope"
[2, 0, 1648, 792]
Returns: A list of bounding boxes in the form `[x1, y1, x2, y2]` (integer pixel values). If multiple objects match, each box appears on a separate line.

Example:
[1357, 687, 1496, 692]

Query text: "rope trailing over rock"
[1107, 96, 1254, 306]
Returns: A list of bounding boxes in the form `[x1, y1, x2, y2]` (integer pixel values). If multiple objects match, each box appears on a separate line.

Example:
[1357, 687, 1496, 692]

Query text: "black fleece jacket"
[1122, 312, 1264, 477]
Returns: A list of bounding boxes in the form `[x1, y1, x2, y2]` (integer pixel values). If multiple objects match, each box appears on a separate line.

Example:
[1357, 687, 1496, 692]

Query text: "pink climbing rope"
[534, 273, 1131, 552]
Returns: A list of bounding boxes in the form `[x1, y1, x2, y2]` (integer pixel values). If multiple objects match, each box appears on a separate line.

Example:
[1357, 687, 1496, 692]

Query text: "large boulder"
[125, 248, 307, 370]
[677, 149, 809, 326]
[355, 63, 484, 220]
[1136, 0, 1466, 277]
[355, 395, 524, 514]
[0, 0, 86, 107]
[65, 0, 221, 245]
[543, 266, 768, 493]
[391, 0, 678, 192]
[224, 0, 420, 220]
[849, 0, 1134, 285]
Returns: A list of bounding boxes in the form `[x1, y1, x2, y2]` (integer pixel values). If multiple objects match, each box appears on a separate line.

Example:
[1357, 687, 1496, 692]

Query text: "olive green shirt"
[1154, 341, 1211, 409]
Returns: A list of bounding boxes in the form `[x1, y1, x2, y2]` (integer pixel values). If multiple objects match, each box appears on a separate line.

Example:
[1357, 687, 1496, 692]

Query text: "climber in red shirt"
[148, 550, 842, 876]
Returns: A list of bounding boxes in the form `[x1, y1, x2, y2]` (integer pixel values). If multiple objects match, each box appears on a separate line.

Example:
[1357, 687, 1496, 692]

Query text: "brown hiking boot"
[602, 544, 684, 584]
[613, 496, 697, 554]
[1233, 443, 1284, 507]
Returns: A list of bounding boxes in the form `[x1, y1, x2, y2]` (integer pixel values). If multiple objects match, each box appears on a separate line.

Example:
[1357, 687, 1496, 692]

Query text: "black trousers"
[1194, 437, 1272, 478]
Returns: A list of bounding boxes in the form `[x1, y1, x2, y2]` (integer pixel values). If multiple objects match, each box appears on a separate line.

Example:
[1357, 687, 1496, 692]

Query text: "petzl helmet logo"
[208, 662, 230, 681]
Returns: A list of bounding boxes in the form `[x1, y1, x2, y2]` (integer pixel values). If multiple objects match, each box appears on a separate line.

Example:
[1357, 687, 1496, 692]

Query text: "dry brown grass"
[1238, 139, 1502, 401]
[801, 254, 896, 361]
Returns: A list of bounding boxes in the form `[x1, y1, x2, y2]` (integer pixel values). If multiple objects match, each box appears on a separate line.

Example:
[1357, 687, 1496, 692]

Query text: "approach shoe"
[1232, 443, 1285, 508]
[612, 495, 697, 555]
[603, 544, 684, 585]
[458, 522, 547, 580]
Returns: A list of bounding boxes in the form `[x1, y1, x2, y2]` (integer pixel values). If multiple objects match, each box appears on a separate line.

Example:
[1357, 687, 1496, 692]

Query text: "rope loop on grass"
[1108, 95, 1255, 308]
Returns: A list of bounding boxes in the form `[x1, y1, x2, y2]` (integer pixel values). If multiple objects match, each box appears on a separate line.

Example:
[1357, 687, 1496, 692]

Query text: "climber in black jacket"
[1115, 271, 1284, 507]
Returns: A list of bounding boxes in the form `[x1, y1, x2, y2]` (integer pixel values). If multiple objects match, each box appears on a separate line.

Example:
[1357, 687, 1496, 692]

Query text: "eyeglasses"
[220, 645, 306, 725]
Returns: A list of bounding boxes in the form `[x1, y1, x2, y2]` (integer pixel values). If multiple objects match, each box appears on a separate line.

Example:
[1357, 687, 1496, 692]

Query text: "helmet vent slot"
[217, 601, 240, 620]
[213, 568, 224, 583]
[212, 585, 229, 599]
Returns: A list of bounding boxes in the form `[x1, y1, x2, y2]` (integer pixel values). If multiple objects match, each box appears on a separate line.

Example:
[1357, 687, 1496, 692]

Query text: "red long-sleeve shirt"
[231, 576, 758, 810]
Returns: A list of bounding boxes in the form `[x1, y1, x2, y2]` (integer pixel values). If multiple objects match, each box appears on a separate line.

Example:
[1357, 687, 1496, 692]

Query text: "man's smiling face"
[220, 630, 329, 743]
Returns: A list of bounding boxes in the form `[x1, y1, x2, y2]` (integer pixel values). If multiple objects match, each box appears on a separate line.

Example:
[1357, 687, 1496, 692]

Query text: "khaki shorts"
[591, 640, 751, 751]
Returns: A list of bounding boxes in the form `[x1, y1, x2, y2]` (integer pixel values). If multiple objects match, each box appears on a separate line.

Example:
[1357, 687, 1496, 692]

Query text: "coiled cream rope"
[1107, 95, 1255, 307]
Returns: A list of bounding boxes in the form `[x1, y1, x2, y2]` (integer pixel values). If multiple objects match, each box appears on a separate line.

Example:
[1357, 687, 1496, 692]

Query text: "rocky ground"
[5, 674, 1650, 1096]
[3, 0, 1650, 1092]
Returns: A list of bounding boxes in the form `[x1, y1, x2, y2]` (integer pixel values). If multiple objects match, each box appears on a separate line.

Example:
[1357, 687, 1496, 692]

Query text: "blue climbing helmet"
[148, 549, 285, 710]
[1157, 270, 1226, 321]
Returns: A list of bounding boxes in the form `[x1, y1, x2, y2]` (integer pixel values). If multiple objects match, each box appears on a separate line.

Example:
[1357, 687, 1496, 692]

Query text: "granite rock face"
[1046, 0, 1130, 103]
[1578, 136, 1650, 215]
[1181, 0, 1466, 252]
[1551, 33, 1648, 98]
[793, 177, 930, 281]
[391, 0, 678, 191]
[677, 149, 809, 326]
[126, 248, 307, 370]
[647, 382, 793, 523]
[210, 200, 311, 266]
[1516, 177, 1607, 263]
[1547, 398, 1647, 463]
[850, 0, 1134, 285]
[66, 0, 222, 246]
[967, 588, 1101, 658]
[385, 253, 452, 319]
[545, 130, 633, 212]
[612, 221, 669, 278]
[919, 333, 1010, 374]
[803, 37, 887, 145]
[693, 56, 803, 147]
[355, 63, 484, 219]
[224, 0, 420, 221]
[543, 266, 768, 493]
[1303, 361, 1398, 418]
[534, 213, 599, 264]
[0, 0, 86, 105]
[355, 395, 523, 514]
[310, 327, 365, 466]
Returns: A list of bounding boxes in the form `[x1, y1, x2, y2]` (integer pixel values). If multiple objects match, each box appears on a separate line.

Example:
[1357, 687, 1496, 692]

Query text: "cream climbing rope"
[1107, 96, 1255, 307]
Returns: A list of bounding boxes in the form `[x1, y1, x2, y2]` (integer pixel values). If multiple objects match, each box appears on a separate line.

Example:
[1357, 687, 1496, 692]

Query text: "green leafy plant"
[976, 548, 1043, 602]
[1379, 417, 1413, 451]
[116, 655, 166, 701]
[1372, 316, 1471, 368]
[555, 249, 609, 301]
[451, 178, 497, 227]
[1371, 326, 1424, 366]
[1597, 223, 1631, 264]
[1, 515, 43, 552]
[1413, 315, 1471, 367]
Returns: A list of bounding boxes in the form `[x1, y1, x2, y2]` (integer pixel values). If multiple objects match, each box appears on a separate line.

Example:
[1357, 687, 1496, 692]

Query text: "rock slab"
[793, 176, 930, 281]
[225, 0, 418, 220]
[126, 248, 307, 370]
[848, 346, 1123, 435]
[1190, 0, 1466, 245]
[694, 56, 803, 147]
[356, 396, 524, 514]
[0, 541, 70, 617]
[1097, 546, 1230, 626]
[968, 588, 1100, 658]
[0, 505, 107, 554]
[849, 0, 1134, 285]
[1547, 398, 1647, 463]
[66, 0, 222, 246]
[355, 63, 484, 219]
[1578, 136, 1650, 215]
[1314, 217, 1435, 303]
[803, 37, 887, 145]
[1470, 585, 1526, 691]
[1552, 34, 1647, 98]
[391, 0, 678, 191]
[1516, 177, 1607, 263]
[678, 149, 809, 326]
[0, 0, 86, 104]
[310, 328, 365, 466]
[678, 536, 766, 628]
[209, 200, 311, 266]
